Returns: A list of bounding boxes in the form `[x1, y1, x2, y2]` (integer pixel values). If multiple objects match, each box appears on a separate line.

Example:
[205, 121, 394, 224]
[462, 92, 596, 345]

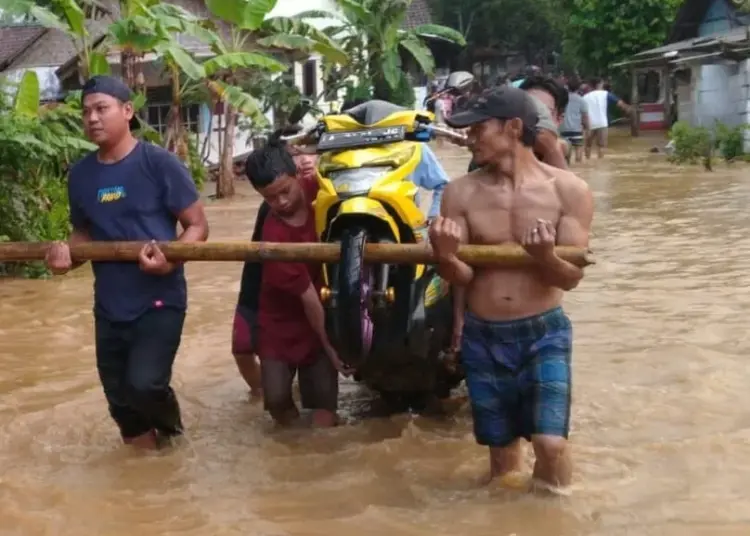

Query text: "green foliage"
[0, 88, 91, 277]
[303, 0, 464, 102]
[13, 71, 41, 115]
[343, 82, 373, 104]
[390, 73, 416, 108]
[667, 121, 712, 165]
[186, 135, 207, 191]
[668, 121, 749, 168]
[430, 0, 562, 69]
[715, 122, 749, 163]
[562, 0, 681, 75]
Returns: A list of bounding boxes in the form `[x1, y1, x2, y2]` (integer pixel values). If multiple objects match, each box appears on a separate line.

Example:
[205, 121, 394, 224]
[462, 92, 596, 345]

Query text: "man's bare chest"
[465, 183, 562, 244]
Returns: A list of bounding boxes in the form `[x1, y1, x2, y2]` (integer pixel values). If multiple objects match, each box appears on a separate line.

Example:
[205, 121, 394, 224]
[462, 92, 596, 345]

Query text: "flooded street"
[3, 130, 750, 535]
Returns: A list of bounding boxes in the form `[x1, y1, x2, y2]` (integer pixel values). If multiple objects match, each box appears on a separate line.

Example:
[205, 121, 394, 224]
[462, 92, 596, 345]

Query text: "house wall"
[689, 59, 750, 151]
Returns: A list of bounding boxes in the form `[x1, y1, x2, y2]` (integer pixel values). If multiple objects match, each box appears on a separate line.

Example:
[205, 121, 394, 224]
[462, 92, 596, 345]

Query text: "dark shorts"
[95, 307, 185, 439]
[261, 356, 339, 413]
[460, 307, 572, 448]
[232, 305, 257, 355]
[560, 131, 584, 146]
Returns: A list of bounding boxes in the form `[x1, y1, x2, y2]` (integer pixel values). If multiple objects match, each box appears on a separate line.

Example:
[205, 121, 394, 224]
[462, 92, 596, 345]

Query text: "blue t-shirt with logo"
[67, 142, 199, 322]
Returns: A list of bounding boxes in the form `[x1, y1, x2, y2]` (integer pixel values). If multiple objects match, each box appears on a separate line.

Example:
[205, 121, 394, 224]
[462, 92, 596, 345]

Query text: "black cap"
[445, 86, 539, 130]
[81, 75, 133, 103]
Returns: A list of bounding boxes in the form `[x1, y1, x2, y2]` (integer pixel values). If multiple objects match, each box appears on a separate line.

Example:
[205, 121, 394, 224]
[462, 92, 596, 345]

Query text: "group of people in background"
[424, 65, 632, 165]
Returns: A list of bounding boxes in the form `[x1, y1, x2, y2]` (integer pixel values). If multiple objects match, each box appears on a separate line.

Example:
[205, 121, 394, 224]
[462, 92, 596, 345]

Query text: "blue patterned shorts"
[461, 307, 572, 447]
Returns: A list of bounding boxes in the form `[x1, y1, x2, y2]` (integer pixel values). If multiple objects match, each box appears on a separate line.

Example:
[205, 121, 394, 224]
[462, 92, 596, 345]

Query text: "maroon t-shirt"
[257, 177, 322, 365]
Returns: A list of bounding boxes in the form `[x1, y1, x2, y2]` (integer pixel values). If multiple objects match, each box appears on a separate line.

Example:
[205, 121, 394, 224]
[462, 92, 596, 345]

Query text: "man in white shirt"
[582, 78, 631, 159]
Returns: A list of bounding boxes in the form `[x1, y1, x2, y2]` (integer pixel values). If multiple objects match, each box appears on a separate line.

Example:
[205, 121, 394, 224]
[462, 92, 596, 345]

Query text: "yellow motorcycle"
[284, 92, 469, 407]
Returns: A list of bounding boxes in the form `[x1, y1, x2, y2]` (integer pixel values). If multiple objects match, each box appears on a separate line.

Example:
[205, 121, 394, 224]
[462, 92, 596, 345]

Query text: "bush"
[668, 120, 749, 168]
[0, 98, 92, 276]
[714, 122, 749, 163]
[667, 121, 712, 165]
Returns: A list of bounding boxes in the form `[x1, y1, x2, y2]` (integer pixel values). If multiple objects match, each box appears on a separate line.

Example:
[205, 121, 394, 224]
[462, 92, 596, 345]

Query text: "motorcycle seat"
[346, 100, 406, 126]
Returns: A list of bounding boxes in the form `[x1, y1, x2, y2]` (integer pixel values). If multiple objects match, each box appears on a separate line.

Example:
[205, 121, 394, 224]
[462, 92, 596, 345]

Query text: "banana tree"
[200, 0, 349, 199]
[10, 0, 111, 82]
[106, 0, 169, 94]
[296, 0, 466, 102]
[108, 1, 209, 157]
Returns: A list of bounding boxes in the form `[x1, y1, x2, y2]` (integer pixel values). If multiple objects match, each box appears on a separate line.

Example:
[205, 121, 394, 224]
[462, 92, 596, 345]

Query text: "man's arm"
[608, 91, 631, 114]
[67, 178, 90, 270]
[434, 181, 474, 286]
[157, 149, 209, 244]
[67, 228, 91, 270]
[535, 129, 568, 170]
[300, 284, 333, 349]
[537, 175, 594, 291]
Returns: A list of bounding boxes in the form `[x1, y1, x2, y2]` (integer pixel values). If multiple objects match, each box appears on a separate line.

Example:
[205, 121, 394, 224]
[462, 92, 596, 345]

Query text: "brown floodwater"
[2, 131, 750, 535]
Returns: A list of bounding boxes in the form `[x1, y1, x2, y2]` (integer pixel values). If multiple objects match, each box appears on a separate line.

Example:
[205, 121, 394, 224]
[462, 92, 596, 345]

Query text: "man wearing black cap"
[45, 75, 209, 449]
[428, 86, 593, 494]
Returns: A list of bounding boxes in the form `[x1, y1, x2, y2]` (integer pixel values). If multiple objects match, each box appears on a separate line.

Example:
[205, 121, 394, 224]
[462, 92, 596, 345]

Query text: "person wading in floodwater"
[429, 87, 593, 494]
[45, 75, 209, 450]
[244, 141, 352, 428]
[232, 138, 318, 400]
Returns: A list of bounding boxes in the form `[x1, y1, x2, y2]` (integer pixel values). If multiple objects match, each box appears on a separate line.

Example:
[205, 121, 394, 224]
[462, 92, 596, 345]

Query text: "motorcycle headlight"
[328, 166, 391, 195]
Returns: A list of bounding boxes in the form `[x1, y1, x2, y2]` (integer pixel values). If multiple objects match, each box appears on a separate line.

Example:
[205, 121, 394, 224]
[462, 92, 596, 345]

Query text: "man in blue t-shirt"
[45, 76, 209, 449]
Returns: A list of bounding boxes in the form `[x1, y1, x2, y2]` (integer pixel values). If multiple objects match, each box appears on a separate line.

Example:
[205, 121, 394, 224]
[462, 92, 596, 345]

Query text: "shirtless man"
[429, 87, 594, 493]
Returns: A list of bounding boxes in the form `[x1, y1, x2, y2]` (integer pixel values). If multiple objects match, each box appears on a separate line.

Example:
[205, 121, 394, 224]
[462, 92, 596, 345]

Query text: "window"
[146, 102, 201, 135]
[303, 59, 317, 97]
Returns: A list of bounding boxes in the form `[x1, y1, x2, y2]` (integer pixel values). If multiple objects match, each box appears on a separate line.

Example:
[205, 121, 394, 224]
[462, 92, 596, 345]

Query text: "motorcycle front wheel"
[336, 226, 374, 364]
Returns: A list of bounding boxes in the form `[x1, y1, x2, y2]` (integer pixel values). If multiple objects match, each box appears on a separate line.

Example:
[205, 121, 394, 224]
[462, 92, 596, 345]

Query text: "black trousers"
[95, 308, 185, 439]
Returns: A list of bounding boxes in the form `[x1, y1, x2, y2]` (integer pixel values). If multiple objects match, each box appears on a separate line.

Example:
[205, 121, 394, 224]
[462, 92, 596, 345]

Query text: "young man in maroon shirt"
[244, 142, 349, 427]
[231, 148, 317, 400]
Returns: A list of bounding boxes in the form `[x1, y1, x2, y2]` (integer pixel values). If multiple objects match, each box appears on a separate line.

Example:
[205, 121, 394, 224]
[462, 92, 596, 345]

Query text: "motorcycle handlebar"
[278, 122, 467, 147]
[428, 124, 467, 144]
[279, 130, 312, 145]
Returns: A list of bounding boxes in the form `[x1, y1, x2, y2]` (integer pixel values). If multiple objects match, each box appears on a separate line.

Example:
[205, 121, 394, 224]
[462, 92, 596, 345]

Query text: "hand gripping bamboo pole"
[0, 241, 595, 268]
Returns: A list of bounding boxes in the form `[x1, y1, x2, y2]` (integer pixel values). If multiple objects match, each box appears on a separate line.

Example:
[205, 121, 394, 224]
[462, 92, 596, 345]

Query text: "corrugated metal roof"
[612, 25, 750, 67]
[633, 25, 750, 58]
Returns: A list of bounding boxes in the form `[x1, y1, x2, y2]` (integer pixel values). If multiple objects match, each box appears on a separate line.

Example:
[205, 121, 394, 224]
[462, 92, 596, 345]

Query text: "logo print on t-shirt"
[97, 185, 127, 203]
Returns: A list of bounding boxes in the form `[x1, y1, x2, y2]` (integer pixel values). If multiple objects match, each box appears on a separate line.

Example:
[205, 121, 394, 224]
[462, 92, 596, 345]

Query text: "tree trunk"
[165, 65, 188, 162]
[216, 103, 236, 199]
[121, 49, 137, 89]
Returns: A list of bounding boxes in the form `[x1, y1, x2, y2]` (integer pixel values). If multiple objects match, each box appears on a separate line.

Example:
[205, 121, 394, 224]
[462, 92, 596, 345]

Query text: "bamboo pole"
[0, 241, 595, 268]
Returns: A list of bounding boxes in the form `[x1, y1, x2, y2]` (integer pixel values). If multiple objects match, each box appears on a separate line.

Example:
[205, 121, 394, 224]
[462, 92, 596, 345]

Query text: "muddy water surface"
[2, 132, 750, 535]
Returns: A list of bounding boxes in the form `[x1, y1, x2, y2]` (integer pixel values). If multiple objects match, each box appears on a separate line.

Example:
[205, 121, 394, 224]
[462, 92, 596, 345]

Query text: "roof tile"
[0, 25, 46, 68]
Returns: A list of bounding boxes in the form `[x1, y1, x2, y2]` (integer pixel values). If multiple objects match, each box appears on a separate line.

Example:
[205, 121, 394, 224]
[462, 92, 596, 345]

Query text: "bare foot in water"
[530, 478, 572, 497]
[248, 387, 263, 403]
[480, 471, 530, 490]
